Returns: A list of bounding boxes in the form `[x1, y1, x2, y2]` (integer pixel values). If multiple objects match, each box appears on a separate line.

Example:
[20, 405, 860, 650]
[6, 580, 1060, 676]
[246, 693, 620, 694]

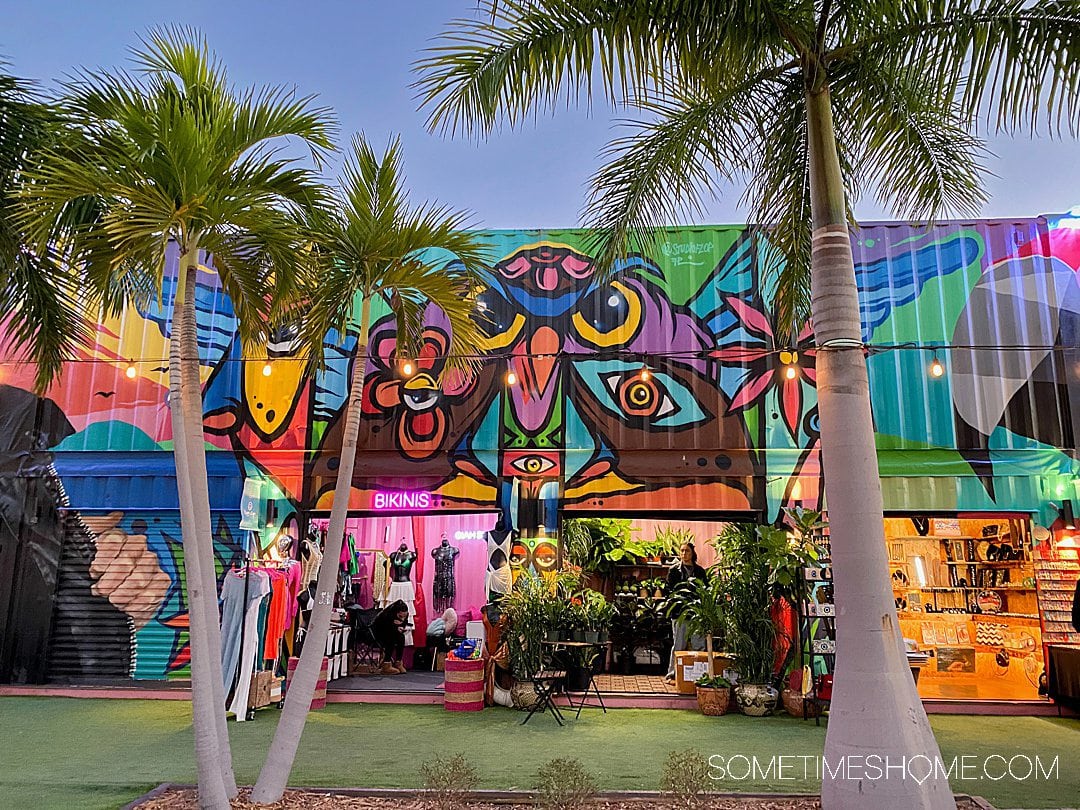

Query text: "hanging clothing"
[263, 570, 289, 662]
[224, 571, 271, 719]
[386, 581, 416, 646]
[372, 553, 389, 605]
[301, 536, 323, 586]
[432, 544, 459, 608]
[220, 569, 271, 695]
[353, 554, 373, 609]
[282, 560, 304, 627]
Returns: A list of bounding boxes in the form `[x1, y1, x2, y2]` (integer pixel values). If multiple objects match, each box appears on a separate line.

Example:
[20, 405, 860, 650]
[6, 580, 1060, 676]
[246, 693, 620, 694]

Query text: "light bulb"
[505, 370, 518, 386]
[401, 360, 415, 377]
[930, 358, 945, 378]
[639, 365, 651, 382]
[125, 362, 137, 379]
[262, 362, 272, 377]
[784, 364, 798, 380]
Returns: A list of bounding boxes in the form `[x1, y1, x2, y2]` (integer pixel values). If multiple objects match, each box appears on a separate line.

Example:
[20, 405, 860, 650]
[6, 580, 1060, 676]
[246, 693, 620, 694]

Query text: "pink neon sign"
[372, 490, 433, 510]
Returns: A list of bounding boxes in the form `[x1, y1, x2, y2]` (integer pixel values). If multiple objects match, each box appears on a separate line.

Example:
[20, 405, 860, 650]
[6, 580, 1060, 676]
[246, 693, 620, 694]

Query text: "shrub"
[661, 749, 711, 808]
[534, 757, 597, 810]
[420, 753, 479, 810]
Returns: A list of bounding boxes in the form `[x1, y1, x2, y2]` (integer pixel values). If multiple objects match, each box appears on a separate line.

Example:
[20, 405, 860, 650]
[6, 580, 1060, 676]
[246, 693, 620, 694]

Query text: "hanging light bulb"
[125, 361, 137, 380]
[780, 349, 798, 380]
[262, 361, 273, 377]
[639, 363, 652, 382]
[929, 353, 945, 378]
[505, 369, 518, 386]
[401, 360, 415, 378]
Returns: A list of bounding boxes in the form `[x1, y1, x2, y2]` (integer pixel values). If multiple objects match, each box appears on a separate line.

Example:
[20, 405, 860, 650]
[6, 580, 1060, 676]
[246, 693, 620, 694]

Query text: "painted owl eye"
[474, 290, 525, 351]
[509, 454, 557, 475]
[575, 360, 708, 430]
[572, 280, 642, 347]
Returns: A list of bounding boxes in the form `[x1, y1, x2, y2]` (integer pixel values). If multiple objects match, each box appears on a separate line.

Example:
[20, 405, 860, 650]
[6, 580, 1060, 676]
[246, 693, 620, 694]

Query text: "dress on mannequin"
[386, 543, 418, 646]
[485, 518, 514, 600]
[431, 534, 460, 611]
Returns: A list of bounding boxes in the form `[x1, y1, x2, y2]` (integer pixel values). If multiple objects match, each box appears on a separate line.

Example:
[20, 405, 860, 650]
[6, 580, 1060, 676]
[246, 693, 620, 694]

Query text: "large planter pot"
[781, 688, 821, 718]
[696, 686, 731, 716]
[734, 682, 779, 717]
[510, 680, 539, 711]
[566, 666, 592, 692]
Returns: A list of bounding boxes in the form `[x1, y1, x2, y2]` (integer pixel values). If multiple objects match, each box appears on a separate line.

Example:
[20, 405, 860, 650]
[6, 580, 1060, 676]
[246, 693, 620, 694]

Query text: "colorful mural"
[1, 217, 1078, 680]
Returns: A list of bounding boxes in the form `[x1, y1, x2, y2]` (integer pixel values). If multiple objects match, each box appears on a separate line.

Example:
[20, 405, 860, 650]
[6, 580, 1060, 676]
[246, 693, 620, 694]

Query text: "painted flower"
[711, 295, 817, 440]
[363, 324, 477, 460]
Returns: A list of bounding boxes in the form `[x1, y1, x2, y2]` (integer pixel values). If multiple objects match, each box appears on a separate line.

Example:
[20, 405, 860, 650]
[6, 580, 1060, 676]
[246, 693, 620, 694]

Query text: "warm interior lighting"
[505, 369, 518, 386]
[1060, 500, 1077, 530]
[125, 362, 137, 379]
[912, 555, 928, 588]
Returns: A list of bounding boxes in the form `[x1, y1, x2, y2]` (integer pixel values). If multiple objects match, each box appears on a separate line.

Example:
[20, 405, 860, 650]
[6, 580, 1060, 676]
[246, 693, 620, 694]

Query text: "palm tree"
[0, 66, 88, 393]
[415, 3, 1080, 807]
[18, 29, 335, 808]
[250, 134, 490, 803]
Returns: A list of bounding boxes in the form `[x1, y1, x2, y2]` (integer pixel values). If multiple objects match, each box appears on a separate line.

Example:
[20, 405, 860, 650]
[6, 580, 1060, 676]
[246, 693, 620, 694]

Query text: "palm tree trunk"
[170, 248, 230, 810]
[177, 249, 238, 797]
[251, 295, 372, 804]
[805, 86, 952, 810]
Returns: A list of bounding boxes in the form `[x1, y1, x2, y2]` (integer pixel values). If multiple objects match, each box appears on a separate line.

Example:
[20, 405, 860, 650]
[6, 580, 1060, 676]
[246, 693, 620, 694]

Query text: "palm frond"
[830, 0, 1080, 136]
[831, 57, 990, 223]
[580, 74, 782, 278]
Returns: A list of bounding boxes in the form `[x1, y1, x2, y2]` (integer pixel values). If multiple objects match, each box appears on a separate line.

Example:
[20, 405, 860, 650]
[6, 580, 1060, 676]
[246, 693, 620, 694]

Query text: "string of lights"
[2, 341, 1074, 388]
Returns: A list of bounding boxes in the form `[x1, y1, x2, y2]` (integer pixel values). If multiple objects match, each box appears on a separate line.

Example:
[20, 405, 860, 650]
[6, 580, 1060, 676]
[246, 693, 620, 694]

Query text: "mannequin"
[431, 533, 460, 611]
[485, 515, 515, 601]
[385, 541, 418, 647]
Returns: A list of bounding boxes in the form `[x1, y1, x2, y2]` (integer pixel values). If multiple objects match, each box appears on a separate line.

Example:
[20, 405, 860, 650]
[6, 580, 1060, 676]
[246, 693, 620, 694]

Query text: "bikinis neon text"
[372, 490, 432, 510]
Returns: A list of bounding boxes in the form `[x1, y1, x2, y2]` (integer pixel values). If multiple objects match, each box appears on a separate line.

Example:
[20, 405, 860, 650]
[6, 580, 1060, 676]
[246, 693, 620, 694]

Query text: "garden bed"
[132, 786, 992, 809]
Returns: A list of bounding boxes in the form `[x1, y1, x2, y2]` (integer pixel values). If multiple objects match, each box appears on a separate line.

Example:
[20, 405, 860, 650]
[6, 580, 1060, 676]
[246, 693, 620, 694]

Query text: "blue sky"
[4, 0, 1077, 228]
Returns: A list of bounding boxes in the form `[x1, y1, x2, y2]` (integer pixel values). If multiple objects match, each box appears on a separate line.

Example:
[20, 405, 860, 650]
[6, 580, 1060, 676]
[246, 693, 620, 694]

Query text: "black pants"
[375, 627, 405, 662]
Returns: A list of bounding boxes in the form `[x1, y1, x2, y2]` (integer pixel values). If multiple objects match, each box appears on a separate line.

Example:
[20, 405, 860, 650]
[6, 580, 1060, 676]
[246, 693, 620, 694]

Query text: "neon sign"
[454, 530, 486, 541]
[372, 490, 432, 510]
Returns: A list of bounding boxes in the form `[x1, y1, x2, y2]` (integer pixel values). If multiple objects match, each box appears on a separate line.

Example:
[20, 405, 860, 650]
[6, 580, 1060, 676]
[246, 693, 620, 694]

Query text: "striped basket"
[443, 656, 485, 712]
[286, 656, 329, 710]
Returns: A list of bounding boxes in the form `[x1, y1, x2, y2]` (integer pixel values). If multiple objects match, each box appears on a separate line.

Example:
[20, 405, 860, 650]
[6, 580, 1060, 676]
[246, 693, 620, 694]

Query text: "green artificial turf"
[0, 697, 1076, 809]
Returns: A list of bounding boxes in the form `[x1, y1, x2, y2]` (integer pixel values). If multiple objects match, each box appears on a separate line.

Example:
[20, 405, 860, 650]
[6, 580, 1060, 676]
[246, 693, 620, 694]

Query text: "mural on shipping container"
[1, 218, 1077, 679]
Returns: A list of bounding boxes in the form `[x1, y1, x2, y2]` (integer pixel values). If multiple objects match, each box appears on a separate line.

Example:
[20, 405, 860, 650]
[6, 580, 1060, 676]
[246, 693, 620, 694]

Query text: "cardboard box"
[674, 651, 737, 694]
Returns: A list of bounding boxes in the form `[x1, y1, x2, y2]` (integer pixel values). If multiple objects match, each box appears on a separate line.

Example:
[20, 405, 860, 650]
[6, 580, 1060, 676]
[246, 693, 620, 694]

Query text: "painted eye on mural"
[571, 281, 642, 347]
[402, 388, 439, 412]
[601, 372, 678, 420]
[474, 289, 525, 351]
[533, 541, 558, 572]
[576, 360, 709, 430]
[508, 454, 557, 476]
[509, 541, 530, 567]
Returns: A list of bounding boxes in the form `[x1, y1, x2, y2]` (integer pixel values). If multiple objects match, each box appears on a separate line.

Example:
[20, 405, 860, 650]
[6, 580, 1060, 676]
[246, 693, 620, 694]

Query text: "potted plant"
[694, 674, 732, 716]
[580, 590, 613, 644]
[664, 573, 735, 687]
[543, 596, 566, 643]
[609, 599, 638, 674]
[503, 572, 549, 707]
[712, 523, 816, 716]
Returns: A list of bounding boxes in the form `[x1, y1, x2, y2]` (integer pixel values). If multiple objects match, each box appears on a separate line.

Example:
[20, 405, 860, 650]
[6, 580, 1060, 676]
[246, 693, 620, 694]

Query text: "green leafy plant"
[650, 526, 696, 562]
[710, 523, 816, 684]
[664, 574, 730, 678]
[420, 753, 479, 810]
[503, 572, 552, 679]
[534, 757, 597, 810]
[695, 675, 731, 689]
[660, 749, 711, 809]
[563, 517, 648, 580]
[579, 589, 614, 631]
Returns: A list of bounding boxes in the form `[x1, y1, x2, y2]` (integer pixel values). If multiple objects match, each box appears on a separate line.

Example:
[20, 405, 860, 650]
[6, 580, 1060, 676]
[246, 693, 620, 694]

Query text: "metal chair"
[521, 648, 567, 725]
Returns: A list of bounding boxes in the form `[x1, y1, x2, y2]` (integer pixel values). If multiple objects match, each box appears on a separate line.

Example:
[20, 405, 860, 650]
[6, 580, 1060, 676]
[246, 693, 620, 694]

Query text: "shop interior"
[310, 512, 500, 692]
[887, 515, 1045, 701]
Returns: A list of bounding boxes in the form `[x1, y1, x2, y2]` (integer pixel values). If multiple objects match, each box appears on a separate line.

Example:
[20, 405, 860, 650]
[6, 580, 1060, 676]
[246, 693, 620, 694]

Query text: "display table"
[1047, 645, 1080, 711]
